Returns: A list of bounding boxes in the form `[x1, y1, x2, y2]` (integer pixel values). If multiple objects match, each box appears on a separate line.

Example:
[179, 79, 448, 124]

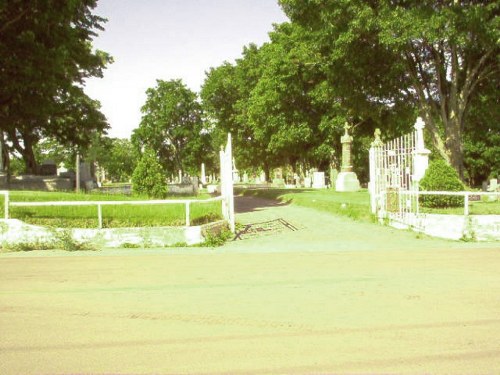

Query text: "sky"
[84, 0, 289, 139]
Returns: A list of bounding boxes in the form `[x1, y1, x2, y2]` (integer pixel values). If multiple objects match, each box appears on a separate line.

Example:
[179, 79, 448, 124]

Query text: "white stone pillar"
[201, 163, 207, 185]
[412, 117, 431, 182]
[76, 153, 80, 192]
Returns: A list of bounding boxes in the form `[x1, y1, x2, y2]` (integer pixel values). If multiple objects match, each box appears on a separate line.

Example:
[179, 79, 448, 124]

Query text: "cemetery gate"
[219, 133, 235, 233]
[369, 117, 430, 229]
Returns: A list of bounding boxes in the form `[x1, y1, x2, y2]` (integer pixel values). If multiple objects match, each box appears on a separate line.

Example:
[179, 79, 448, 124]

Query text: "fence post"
[97, 204, 102, 229]
[464, 192, 469, 216]
[185, 201, 190, 227]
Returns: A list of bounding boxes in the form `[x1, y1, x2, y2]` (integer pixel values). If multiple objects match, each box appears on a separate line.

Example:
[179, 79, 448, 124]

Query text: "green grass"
[239, 188, 374, 223]
[420, 197, 500, 215]
[0, 190, 222, 228]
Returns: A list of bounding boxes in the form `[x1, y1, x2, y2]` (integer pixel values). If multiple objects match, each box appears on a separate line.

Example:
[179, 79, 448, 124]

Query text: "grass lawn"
[0, 190, 222, 228]
[420, 199, 500, 215]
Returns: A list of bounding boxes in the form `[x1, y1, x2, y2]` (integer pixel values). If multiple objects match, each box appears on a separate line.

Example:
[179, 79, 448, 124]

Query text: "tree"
[279, 0, 499, 179]
[0, 0, 112, 173]
[133, 79, 209, 176]
[132, 148, 168, 198]
[99, 138, 138, 182]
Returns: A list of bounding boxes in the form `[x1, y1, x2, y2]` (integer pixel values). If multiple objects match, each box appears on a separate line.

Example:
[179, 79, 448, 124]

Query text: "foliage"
[278, 0, 499, 179]
[132, 79, 210, 176]
[132, 149, 168, 198]
[419, 159, 465, 208]
[463, 77, 500, 186]
[90, 137, 138, 182]
[0, 0, 112, 173]
[199, 226, 233, 247]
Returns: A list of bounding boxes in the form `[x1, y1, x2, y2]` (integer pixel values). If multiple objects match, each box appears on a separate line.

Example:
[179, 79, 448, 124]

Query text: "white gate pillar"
[219, 134, 235, 233]
[412, 117, 431, 182]
[369, 129, 383, 214]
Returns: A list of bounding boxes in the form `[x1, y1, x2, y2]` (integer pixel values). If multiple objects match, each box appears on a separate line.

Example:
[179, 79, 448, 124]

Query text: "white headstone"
[312, 172, 326, 189]
[304, 177, 312, 188]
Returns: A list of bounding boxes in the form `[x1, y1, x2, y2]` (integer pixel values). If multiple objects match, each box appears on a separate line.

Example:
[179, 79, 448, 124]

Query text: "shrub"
[132, 149, 168, 198]
[419, 159, 465, 208]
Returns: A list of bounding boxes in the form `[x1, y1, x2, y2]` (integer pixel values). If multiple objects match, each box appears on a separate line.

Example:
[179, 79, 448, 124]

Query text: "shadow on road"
[234, 195, 290, 214]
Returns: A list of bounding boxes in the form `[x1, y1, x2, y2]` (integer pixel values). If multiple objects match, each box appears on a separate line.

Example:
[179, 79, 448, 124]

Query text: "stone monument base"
[335, 171, 360, 192]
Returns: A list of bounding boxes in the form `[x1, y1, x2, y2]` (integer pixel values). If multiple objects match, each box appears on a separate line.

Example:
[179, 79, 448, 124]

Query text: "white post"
[369, 129, 383, 214]
[178, 169, 182, 183]
[464, 192, 469, 216]
[369, 146, 376, 214]
[76, 153, 81, 193]
[97, 204, 102, 229]
[413, 117, 431, 182]
[219, 146, 227, 220]
[201, 163, 206, 185]
[225, 133, 235, 233]
[185, 201, 190, 226]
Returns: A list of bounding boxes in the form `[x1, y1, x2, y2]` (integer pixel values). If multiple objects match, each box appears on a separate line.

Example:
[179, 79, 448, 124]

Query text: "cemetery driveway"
[1, 195, 499, 374]
[228, 195, 496, 252]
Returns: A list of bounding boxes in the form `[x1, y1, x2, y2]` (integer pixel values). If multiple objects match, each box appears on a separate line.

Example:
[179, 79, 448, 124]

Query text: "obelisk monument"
[335, 123, 360, 192]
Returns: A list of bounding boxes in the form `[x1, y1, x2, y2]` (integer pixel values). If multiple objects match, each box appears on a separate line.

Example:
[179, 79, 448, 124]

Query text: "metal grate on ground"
[233, 218, 299, 240]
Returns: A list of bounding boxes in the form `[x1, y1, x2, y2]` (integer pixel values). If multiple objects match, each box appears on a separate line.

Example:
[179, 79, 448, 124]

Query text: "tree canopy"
[278, 0, 499, 179]
[0, 0, 112, 173]
[133, 79, 210, 177]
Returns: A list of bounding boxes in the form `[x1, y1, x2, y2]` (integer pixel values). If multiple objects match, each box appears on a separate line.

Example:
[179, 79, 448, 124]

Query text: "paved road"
[0, 196, 499, 374]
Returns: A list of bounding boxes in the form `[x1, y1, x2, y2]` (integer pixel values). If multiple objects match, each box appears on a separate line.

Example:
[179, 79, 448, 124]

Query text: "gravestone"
[232, 158, 240, 183]
[489, 178, 499, 192]
[335, 123, 360, 192]
[40, 160, 57, 176]
[312, 171, 326, 189]
[57, 163, 68, 176]
[304, 173, 312, 188]
[242, 172, 249, 184]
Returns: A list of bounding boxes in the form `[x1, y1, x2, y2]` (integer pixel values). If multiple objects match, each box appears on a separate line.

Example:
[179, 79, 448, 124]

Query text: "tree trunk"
[445, 117, 465, 180]
[21, 136, 39, 174]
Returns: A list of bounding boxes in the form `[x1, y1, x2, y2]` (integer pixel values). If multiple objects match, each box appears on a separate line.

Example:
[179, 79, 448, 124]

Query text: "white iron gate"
[369, 117, 430, 228]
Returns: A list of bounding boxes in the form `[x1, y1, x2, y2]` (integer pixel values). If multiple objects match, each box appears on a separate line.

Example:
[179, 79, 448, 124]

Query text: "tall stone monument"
[335, 123, 360, 192]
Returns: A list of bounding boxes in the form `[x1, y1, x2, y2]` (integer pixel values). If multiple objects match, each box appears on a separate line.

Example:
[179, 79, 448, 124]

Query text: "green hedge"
[420, 159, 465, 208]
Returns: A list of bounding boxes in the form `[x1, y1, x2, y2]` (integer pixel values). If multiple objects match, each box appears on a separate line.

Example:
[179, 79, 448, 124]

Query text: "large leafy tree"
[0, 0, 111, 173]
[201, 45, 271, 173]
[132, 79, 209, 176]
[279, 0, 499, 179]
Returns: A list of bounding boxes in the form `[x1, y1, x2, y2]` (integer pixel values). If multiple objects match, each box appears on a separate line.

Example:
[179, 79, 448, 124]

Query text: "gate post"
[369, 129, 383, 214]
[412, 117, 431, 183]
[220, 133, 235, 233]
